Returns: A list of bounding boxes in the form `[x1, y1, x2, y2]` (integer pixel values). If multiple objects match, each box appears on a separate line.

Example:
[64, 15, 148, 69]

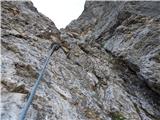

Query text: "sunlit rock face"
[1, 1, 160, 120]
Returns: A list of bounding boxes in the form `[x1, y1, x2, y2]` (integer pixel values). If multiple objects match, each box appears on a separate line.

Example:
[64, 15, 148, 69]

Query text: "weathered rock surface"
[1, 1, 160, 120]
[66, 1, 160, 95]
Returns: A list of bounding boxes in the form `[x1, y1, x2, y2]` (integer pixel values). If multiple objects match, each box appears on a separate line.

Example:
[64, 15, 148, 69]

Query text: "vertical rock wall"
[1, 1, 160, 120]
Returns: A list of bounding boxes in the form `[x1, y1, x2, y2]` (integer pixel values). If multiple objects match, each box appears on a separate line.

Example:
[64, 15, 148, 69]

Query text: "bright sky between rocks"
[32, 0, 86, 29]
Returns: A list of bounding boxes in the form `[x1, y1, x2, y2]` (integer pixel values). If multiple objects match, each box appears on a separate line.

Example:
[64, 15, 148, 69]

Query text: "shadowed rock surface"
[1, 1, 160, 120]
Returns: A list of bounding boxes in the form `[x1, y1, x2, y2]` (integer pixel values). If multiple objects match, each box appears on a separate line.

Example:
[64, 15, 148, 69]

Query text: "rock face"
[66, 1, 160, 95]
[1, 1, 160, 120]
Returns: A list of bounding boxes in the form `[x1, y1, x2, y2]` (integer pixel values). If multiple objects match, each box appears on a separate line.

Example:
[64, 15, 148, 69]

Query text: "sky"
[32, 0, 86, 29]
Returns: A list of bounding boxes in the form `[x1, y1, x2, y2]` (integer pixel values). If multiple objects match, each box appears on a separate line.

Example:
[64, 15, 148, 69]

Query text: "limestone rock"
[1, 1, 160, 120]
[66, 1, 160, 95]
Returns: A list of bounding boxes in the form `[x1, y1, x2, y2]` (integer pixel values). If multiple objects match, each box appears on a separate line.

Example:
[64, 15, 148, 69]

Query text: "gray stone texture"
[1, 1, 160, 120]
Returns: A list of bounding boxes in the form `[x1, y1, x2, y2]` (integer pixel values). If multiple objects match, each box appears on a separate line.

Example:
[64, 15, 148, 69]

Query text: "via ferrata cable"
[19, 43, 61, 120]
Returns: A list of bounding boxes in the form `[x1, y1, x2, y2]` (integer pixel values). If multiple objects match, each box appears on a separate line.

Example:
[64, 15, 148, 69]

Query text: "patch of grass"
[110, 112, 126, 120]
